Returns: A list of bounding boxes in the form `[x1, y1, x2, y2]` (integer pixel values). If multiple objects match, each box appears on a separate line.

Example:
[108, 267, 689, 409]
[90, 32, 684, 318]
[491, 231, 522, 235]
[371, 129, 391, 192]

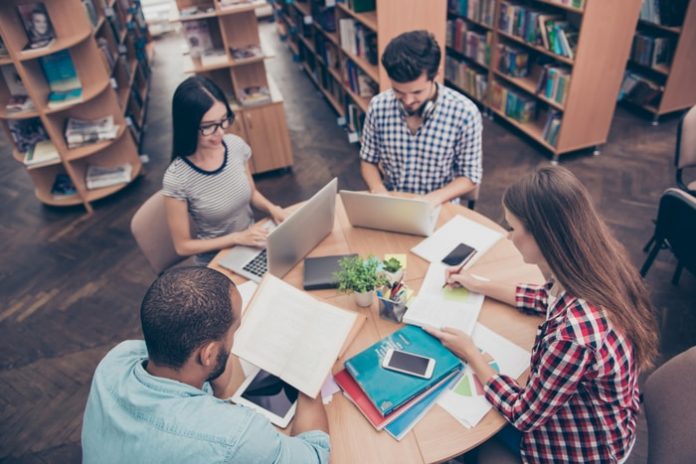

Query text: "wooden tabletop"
[210, 196, 544, 463]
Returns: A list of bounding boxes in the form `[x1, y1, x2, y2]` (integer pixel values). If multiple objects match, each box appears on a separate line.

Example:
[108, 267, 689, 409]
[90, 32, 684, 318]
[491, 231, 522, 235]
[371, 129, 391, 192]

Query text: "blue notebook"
[344, 325, 463, 416]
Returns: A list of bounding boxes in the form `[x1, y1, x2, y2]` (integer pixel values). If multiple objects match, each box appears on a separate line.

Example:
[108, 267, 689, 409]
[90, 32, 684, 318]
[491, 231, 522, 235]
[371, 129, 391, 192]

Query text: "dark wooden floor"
[1, 21, 694, 463]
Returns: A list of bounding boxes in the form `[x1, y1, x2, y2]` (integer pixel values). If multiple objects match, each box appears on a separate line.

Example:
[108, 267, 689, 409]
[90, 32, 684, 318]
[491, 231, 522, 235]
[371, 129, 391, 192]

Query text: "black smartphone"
[441, 243, 477, 267]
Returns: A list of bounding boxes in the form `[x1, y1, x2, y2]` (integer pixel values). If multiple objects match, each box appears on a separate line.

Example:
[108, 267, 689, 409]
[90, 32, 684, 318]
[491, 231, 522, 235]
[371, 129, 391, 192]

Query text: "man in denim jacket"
[82, 267, 330, 463]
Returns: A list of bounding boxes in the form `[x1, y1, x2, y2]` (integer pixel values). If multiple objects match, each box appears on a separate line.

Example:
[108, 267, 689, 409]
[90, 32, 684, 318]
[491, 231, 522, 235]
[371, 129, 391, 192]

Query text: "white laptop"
[339, 190, 441, 236]
[219, 178, 337, 282]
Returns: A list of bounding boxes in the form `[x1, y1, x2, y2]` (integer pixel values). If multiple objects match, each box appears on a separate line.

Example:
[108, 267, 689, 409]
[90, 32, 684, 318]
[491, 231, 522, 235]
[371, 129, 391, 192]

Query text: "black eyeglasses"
[199, 116, 233, 136]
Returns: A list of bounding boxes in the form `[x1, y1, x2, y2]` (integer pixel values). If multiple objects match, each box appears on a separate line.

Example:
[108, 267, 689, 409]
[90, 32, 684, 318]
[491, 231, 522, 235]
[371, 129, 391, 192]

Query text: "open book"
[403, 262, 484, 335]
[232, 274, 365, 398]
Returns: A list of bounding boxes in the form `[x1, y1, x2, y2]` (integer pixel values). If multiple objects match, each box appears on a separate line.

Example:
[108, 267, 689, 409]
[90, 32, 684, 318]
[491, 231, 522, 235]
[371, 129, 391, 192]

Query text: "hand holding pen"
[443, 267, 490, 291]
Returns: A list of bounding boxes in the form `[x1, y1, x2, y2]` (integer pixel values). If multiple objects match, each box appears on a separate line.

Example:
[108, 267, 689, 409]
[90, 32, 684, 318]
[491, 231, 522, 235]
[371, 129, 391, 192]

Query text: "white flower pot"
[353, 290, 374, 307]
[384, 268, 404, 286]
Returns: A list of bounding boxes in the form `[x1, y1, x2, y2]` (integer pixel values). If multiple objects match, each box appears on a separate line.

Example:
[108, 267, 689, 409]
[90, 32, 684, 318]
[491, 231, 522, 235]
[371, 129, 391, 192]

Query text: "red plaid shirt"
[483, 282, 640, 463]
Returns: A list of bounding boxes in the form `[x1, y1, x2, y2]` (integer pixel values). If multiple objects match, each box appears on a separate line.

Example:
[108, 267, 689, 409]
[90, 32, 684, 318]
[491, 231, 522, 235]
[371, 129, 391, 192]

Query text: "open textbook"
[438, 324, 531, 428]
[403, 261, 484, 335]
[232, 274, 365, 398]
[411, 215, 503, 265]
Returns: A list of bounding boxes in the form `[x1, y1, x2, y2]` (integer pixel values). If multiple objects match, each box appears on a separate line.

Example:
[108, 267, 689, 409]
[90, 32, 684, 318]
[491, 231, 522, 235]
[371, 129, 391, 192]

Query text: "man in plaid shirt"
[359, 30, 482, 205]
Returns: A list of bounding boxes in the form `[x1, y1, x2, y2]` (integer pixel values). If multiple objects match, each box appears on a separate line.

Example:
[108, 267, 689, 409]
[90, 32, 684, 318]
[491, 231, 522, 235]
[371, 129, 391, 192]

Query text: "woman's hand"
[232, 223, 269, 248]
[424, 327, 479, 362]
[444, 268, 485, 292]
[269, 204, 287, 225]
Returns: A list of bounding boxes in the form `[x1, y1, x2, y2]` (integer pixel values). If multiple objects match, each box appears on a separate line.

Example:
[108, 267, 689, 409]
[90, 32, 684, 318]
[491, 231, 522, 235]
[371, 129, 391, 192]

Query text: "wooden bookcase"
[0, 0, 152, 213]
[172, 0, 293, 174]
[271, 0, 447, 141]
[445, 0, 641, 161]
[622, 0, 696, 123]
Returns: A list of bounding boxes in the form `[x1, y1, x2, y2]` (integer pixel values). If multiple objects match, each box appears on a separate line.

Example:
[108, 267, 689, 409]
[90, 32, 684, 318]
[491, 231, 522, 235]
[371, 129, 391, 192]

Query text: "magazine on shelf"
[6, 95, 35, 113]
[181, 19, 214, 58]
[240, 85, 271, 106]
[65, 116, 120, 148]
[85, 163, 133, 190]
[1, 65, 29, 97]
[199, 49, 228, 66]
[17, 2, 56, 50]
[23, 139, 60, 168]
[51, 173, 78, 199]
[230, 44, 263, 61]
[40, 50, 83, 108]
[0, 37, 8, 57]
[8, 117, 49, 154]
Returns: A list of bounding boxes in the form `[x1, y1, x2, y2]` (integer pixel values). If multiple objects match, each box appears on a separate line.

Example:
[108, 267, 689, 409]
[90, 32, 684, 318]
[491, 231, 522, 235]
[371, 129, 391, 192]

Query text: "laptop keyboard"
[242, 249, 268, 277]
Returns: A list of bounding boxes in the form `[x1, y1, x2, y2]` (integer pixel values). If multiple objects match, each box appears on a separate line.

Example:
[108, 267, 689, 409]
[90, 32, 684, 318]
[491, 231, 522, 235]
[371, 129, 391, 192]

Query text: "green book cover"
[40, 49, 81, 92]
[344, 325, 463, 416]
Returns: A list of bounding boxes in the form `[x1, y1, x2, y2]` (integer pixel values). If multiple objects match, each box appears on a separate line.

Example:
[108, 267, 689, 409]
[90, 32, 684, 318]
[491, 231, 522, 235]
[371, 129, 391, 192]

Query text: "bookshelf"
[0, 0, 152, 213]
[271, 0, 447, 141]
[172, 0, 293, 174]
[445, 0, 642, 162]
[621, 0, 696, 124]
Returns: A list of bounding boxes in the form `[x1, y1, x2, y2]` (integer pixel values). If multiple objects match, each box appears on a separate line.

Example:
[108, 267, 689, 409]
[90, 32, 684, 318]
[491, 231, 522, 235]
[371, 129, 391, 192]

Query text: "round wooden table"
[210, 196, 544, 464]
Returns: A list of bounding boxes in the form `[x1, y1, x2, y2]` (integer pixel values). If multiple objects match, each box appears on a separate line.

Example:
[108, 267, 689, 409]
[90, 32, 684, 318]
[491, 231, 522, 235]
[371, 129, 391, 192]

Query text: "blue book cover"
[384, 371, 459, 441]
[344, 325, 463, 416]
[40, 49, 81, 92]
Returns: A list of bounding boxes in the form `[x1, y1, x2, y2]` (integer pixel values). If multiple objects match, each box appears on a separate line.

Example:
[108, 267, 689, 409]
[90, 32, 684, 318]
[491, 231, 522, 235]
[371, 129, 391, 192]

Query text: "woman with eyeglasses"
[163, 76, 286, 265]
[427, 166, 657, 463]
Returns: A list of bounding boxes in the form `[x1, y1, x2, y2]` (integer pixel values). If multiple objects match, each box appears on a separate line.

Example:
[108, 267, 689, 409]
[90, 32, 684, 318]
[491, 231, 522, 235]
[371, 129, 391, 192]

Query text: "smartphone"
[382, 348, 436, 379]
[441, 242, 477, 267]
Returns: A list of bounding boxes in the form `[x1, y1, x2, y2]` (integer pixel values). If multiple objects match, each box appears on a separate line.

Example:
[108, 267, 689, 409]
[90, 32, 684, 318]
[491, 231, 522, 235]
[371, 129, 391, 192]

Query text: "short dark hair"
[381, 30, 441, 83]
[140, 267, 237, 368]
[171, 76, 234, 160]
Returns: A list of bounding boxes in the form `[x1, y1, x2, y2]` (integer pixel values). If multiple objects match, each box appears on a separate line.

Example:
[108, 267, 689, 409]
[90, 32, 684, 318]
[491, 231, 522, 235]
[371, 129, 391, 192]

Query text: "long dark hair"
[171, 76, 234, 161]
[503, 166, 658, 369]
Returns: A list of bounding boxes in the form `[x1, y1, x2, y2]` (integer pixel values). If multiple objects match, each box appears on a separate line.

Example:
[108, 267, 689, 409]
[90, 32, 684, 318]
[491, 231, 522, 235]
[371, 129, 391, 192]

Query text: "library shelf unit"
[0, 0, 152, 213]
[622, 0, 696, 124]
[271, 0, 447, 140]
[172, 0, 293, 174]
[445, 0, 642, 162]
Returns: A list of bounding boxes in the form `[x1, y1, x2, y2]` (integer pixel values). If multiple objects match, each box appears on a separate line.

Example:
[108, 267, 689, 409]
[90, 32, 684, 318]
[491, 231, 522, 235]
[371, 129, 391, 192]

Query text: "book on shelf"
[82, 0, 99, 27]
[8, 117, 49, 154]
[542, 110, 562, 146]
[86, 162, 133, 189]
[181, 20, 214, 58]
[344, 325, 463, 416]
[0, 37, 9, 57]
[448, 0, 497, 27]
[631, 33, 674, 69]
[1, 65, 29, 97]
[231, 274, 366, 398]
[230, 44, 264, 61]
[51, 173, 78, 199]
[179, 4, 215, 17]
[199, 49, 228, 66]
[535, 63, 571, 106]
[640, 0, 689, 27]
[39, 50, 83, 109]
[97, 37, 118, 73]
[6, 95, 35, 113]
[448, 19, 492, 67]
[619, 71, 663, 107]
[348, 0, 375, 13]
[445, 56, 488, 101]
[65, 115, 120, 148]
[23, 139, 60, 168]
[17, 2, 56, 50]
[239, 85, 271, 106]
[219, 0, 261, 8]
[497, 43, 529, 77]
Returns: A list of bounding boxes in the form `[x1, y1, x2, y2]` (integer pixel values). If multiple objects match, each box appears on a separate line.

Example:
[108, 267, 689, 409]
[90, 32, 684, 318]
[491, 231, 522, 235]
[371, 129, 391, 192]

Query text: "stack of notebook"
[334, 325, 463, 440]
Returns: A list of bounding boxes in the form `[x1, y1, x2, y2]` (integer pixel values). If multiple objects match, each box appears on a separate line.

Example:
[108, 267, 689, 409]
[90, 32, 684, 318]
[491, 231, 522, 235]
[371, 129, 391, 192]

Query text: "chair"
[130, 191, 184, 275]
[643, 347, 696, 464]
[641, 188, 696, 285]
[675, 105, 696, 196]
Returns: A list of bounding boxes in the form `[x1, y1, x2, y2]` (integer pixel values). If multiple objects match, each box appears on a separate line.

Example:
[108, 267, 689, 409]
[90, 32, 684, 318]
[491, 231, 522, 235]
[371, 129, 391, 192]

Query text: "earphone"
[397, 82, 438, 122]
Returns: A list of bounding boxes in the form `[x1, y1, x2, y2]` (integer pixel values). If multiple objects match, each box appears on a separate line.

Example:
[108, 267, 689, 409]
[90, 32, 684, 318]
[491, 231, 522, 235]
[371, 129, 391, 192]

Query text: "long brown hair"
[503, 166, 657, 369]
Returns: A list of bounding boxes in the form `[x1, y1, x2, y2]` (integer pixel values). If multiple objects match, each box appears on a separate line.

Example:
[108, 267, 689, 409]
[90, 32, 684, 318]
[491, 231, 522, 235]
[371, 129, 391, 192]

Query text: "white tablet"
[232, 367, 298, 428]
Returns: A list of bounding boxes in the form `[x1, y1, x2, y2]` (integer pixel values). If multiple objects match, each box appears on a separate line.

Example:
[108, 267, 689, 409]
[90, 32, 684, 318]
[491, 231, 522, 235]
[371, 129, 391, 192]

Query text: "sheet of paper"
[438, 324, 531, 428]
[411, 215, 503, 264]
[403, 262, 484, 334]
[237, 280, 258, 315]
[321, 374, 340, 404]
[232, 275, 358, 398]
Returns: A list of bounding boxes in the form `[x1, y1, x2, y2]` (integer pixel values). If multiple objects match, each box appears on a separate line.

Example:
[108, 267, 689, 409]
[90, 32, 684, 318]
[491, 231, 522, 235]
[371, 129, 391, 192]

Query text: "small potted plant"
[381, 257, 404, 285]
[335, 255, 388, 307]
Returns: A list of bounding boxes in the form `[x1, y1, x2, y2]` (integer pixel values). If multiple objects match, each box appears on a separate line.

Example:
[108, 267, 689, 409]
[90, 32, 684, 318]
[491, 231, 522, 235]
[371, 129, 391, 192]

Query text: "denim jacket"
[82, 340, 330, 463]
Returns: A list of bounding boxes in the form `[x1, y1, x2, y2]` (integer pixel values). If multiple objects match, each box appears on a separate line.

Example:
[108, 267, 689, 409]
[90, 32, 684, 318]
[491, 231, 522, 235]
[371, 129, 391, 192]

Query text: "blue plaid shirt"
[360, 84, 482, 194]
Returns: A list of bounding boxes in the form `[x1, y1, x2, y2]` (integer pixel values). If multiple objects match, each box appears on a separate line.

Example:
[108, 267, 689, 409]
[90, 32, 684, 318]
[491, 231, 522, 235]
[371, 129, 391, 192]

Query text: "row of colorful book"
[490, 81, 537, 124]
[335, 326, 463, 440]
[446, 19, 492, 68]
[338, 18, 378, 66]
[445, 56, 488, 102]
[447, 0, 496, 27]
[630, 33, 674, 69]
[541, 110, 562, 147]
[619, 70, 663, 107]
[343, 59, 378, 99]
[535, 64, 570, 106]
[497, 43, 529, 77]
[640, 0, 689, 27]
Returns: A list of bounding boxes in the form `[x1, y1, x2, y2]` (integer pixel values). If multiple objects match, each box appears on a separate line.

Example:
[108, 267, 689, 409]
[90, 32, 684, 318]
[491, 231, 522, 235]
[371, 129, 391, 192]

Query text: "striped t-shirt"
[162, 134, 254, 263]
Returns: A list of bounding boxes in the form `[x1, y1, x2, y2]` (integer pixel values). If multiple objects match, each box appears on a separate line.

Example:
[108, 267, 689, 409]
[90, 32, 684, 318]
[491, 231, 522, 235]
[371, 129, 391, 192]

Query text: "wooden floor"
[1, 21, 694, 463]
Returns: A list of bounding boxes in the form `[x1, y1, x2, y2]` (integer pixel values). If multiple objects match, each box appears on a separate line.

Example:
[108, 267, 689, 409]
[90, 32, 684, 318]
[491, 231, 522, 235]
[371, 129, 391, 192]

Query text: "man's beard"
[206, 348, 229, 382]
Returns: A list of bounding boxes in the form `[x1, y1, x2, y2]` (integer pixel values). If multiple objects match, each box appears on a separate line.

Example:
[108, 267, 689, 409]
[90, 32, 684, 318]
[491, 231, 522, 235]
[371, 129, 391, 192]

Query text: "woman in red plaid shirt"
[428, 166, 658, 463]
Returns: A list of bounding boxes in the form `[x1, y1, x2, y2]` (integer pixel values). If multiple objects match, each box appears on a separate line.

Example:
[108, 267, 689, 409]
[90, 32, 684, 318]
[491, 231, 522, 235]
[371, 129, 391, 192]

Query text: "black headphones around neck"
[397, 82, 438, 122]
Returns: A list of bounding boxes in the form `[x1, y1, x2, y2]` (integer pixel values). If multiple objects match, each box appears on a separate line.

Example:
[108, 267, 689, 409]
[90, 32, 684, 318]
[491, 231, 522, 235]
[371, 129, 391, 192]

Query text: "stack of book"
[65, 116, 120, 148]
[1, 65, 35, 113]
[335, 326, 463, 440]
[8, 117, 49, 154]
[23, 139, 60, 168]
[40, 49, 83, 109]
[85, 163, 132, 190]
[230, 44, 264, 61]
[239, 85, 271, 106]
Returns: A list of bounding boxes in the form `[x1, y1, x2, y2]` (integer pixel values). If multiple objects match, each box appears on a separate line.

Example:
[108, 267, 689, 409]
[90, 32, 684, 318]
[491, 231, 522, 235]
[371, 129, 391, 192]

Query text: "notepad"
[232, 274, 365, 398]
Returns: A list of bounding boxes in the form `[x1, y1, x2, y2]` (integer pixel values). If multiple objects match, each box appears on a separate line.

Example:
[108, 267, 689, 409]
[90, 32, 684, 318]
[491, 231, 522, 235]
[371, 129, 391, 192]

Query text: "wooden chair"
[130, 191, 184, 275]
[641, 188, 696, 285]
[675, 105, 696, 196]
[643, 347, 696, 464]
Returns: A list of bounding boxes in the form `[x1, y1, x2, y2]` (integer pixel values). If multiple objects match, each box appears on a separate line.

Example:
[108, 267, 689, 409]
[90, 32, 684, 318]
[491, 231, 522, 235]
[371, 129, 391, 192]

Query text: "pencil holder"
[377, 296, 408, 323]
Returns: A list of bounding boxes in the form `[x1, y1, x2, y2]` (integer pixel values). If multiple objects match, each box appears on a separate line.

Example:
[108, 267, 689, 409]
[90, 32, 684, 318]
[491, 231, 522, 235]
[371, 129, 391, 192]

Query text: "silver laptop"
[339, 190, 441, 236]
[219, 178, 337, 282]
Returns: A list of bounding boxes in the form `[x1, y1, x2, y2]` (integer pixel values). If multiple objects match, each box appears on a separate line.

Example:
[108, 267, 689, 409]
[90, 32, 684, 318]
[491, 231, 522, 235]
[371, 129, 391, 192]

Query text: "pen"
[442, 260, 468, 289]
